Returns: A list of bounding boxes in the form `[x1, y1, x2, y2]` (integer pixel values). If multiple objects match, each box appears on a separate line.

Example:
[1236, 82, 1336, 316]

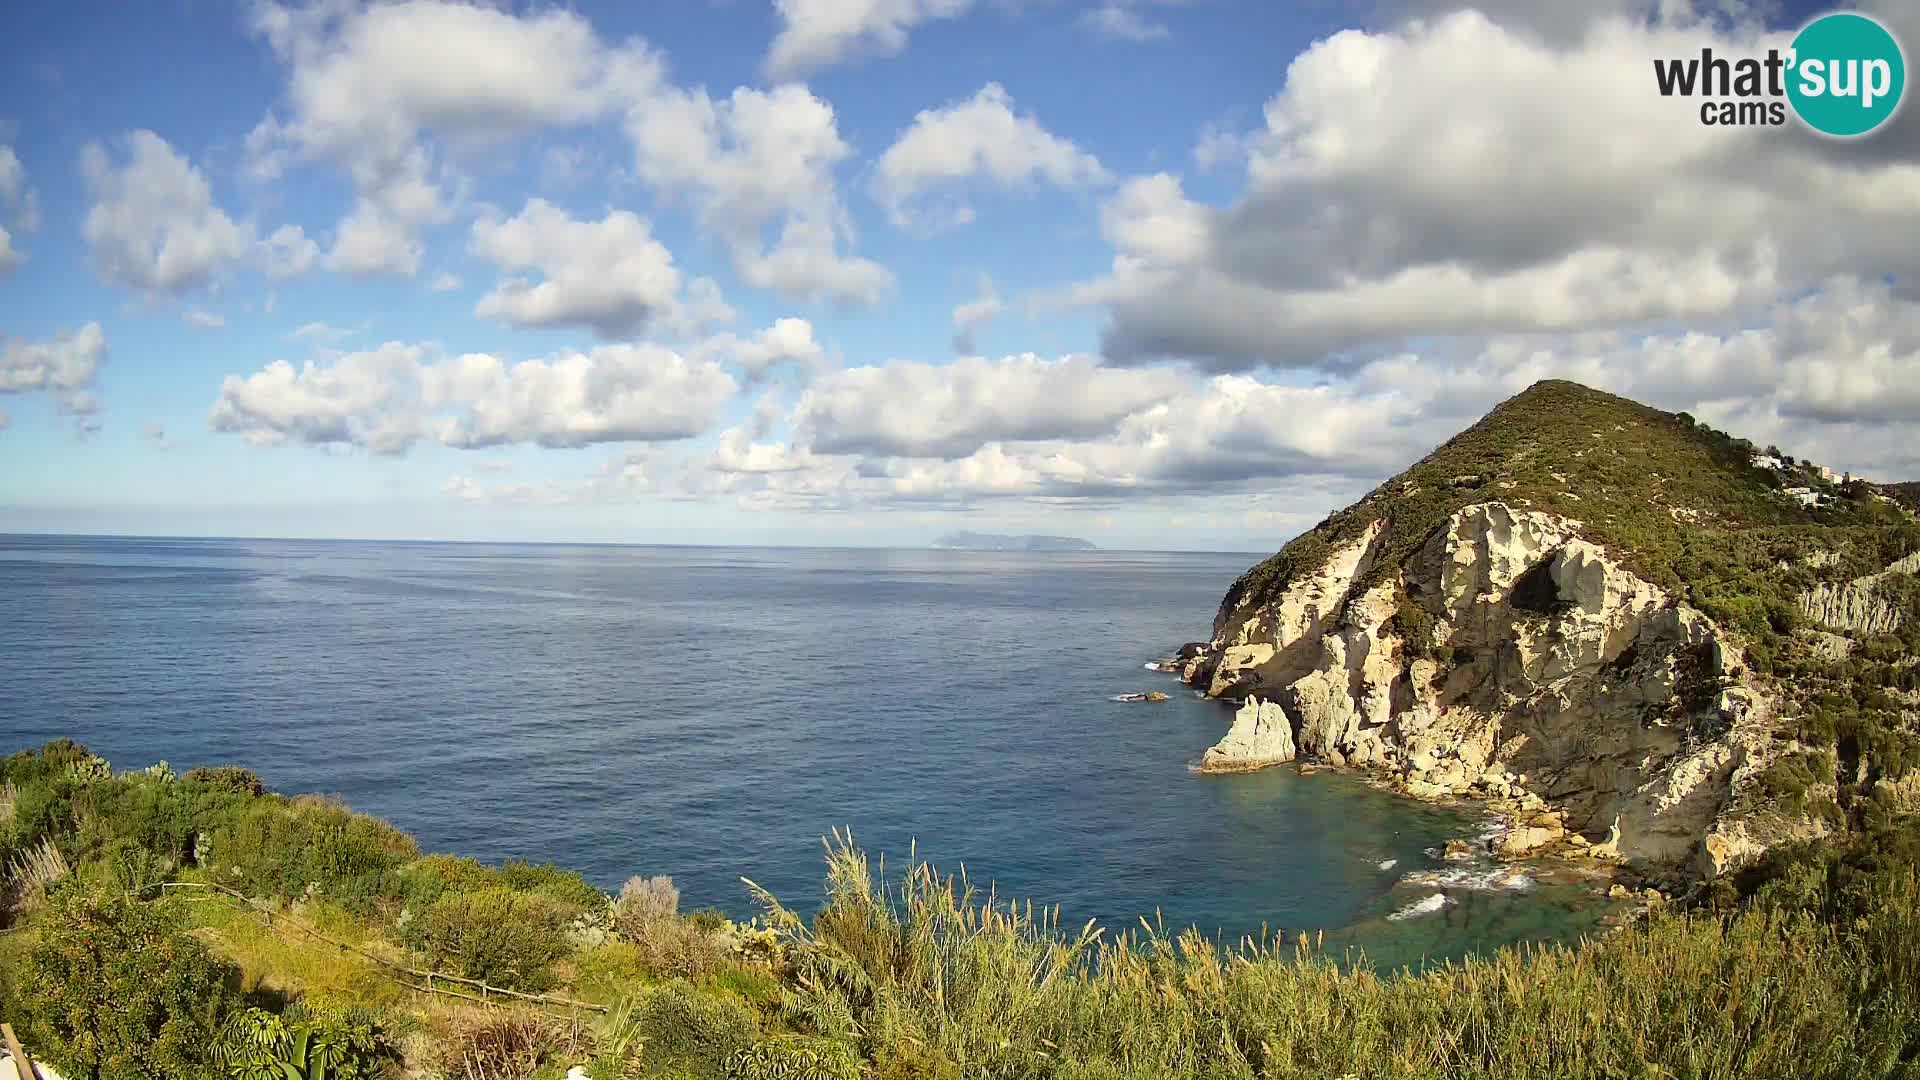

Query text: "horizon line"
[0, 530, 1276, 557]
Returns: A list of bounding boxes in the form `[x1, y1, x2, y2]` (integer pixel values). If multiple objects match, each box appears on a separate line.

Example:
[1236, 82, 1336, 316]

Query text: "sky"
[0, 0, 1916, 551]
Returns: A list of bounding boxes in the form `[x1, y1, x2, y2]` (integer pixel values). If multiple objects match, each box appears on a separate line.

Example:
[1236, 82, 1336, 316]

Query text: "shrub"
[686, 907, 729, 933]
[410, 885, 575, 990]
[632, 915, 727, 981]
[430, 1011, 585, 1080]
[615, 874, 680, 931]
[14, 890, 241, 1079]
[183, 766, 269, 796]
[633, 983, 759, 1078]
[499, 858, 607, 910]
[203, 798, 417, 911]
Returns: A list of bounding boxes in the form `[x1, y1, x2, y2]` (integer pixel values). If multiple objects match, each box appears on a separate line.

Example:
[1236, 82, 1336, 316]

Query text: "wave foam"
[1378, 859, 1398, 871]
[1398, 865, 1534, 892]
[1386, 893, 1453, 921]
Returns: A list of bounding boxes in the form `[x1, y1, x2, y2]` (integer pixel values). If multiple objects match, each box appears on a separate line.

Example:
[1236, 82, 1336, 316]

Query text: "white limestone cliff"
[1183, 502, 1826, 879]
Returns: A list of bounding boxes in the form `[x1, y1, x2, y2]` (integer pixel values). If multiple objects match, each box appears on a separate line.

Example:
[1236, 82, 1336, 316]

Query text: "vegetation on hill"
[3, 739, 1920, 1079]
[1884, 482, 1920, 514]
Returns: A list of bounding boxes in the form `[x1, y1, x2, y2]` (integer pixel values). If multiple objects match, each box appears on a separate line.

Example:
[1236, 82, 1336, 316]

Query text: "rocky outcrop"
[1197, 698, 1295, 773]
[1184, 502, 1812, 878]
[1796, 551, 1917, 637]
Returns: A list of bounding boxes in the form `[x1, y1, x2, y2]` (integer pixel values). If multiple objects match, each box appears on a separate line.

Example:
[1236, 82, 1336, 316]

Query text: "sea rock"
[1197, 698, 1296, 773]
[1494, 825, 1560, 858]
[1184, 501, 1808, 878]
[1117, 691, 1172, 703]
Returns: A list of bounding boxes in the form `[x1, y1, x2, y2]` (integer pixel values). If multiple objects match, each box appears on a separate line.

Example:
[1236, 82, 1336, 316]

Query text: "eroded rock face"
[1185, 502, 1812, 878]
[1197, 698, 1295, 773]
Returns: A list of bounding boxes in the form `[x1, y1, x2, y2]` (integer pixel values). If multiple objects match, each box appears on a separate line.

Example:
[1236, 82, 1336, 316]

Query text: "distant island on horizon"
[933, 530, 1097, 552]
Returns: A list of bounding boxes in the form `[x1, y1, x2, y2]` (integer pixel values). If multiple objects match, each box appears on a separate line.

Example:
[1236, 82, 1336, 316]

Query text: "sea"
[0, 533, 1613, 970]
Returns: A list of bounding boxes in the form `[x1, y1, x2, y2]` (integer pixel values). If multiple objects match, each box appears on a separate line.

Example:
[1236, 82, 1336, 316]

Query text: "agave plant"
[212, 1005, 397, 1080]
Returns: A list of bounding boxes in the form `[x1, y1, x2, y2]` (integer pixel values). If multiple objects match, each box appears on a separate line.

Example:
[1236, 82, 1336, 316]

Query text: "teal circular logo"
[1787, 12, 1906, 137]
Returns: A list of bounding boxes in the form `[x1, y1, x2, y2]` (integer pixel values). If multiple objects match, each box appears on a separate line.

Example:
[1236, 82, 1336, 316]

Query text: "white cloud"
[0, 144, 33, 271]
[471, 199, 682, 338]
[697, 317, 828, 380]
[210, 340, 737, 453]
[765, 0, 973, 80]
[183, 308, 227, 330]
[428, 272, 463, 293]
[630, 82, 890, 304]
[951, 275, 1001, 353]
[794, 353, 1187, 458]
[0, 323, 107, 421]
[288, 321, 350, 343]
[0, 146, 21, 204]
[1068, 11, 1920, 370]
[1081, 4, 1170, 41]
[249, 0, 663, 277]
[874, 83, 1109, 227]
[81, 131, 252, 294]
[259, 223, 319, 279]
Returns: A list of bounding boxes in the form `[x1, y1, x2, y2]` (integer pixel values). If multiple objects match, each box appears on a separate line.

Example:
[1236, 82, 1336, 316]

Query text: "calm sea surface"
[0, 534, 1610, 968]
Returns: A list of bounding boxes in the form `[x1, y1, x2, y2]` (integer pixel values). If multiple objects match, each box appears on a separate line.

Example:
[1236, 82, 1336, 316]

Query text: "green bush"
[14, 889, 242, 1079]
[409, 885, 575, 990]
[635, 983, 760, 1078]
[182, 766, 269, 796]
[203, 797, 417, 911]
[499, 858, 608, 909]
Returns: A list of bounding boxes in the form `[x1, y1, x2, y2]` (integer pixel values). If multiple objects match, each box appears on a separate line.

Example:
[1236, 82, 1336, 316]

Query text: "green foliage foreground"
[2, 741, 1919, 1079]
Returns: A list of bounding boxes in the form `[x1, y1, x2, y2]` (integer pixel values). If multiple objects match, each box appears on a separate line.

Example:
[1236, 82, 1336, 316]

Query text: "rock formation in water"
[1197, 698, 1295, 772]
[1182, 381, 1920, 882]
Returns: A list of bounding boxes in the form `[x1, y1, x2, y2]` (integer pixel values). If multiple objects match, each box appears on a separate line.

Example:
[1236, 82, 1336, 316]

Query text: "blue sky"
[1, 0, 1916, 549]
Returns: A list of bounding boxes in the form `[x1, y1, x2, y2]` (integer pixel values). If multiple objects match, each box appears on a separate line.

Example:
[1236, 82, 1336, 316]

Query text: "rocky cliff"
[1180, 382, 1920, 882]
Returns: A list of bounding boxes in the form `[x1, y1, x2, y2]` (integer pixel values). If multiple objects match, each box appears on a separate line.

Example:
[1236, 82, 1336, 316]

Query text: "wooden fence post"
[1, 1023, 38, 1080]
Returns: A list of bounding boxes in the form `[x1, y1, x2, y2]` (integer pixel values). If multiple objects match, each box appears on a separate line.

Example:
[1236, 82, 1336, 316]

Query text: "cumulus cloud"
[260, 223, 320, 280]
[1, 323, 107, 422]
[1066, 11, 1920, 370]
[249, 0, 662, 277]
[696, 317, 828, 380]
[81, 131, 253, 294]
[183, 308, 227, 330]
[470, 199, 683, 338]
[0, 226, 18, 277]
[630, 83, 890, 304]
[428, 272, 463, 293]
[209, 340, 737, 453]
[561, 268, 1920, 516]
[793, 353, 1187, 458]
[765, 0, 973, 80]
[874, 83, 1109, 227]
[951, 275, 1002, 353]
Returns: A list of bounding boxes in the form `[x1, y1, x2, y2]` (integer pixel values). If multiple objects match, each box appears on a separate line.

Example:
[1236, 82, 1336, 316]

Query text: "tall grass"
[744, 831, 1920, 1079]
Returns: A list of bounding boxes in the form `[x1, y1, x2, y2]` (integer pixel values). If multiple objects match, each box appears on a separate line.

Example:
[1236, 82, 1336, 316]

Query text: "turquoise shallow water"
[0, 533, 1613, 968]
